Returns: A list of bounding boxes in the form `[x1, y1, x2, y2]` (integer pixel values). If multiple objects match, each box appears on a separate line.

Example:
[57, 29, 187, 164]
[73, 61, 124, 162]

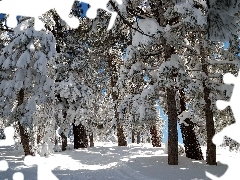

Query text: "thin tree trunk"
[200, 36, 217, 165]
[73, 123, 79, 149]
[205, 0, 217, 165]
[150, 125, 161, 147]
[203, 81, 216, 165]
[155, 1, 179, 164]
[107, 57, 127, 146]
[179, 89, 204, 160]
[61, 111, 68, 151]
[89, 133, 94, 147]
[163, 39, 178, 165]
[147, 137, 151, 143]
[17, 89, 33, 156]
[137, 132, 141, 144]
[60, 132, 67, 151]
[132, 130, 135, 143]
[37, 127, 42, 145]
[167, 88, 178, 165]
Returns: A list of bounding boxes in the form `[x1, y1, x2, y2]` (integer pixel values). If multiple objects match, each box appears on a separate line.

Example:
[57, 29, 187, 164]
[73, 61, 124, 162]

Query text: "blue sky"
[158, 105, 183, 143]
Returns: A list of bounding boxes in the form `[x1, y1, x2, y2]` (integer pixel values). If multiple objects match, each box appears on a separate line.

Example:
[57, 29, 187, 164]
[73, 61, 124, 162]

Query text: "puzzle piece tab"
[0, 126, 15, 146]
[81, 0, 122, 30]
[0, 126, 24, 179]
[0, 160, 8, 171]
[0, 0, 122, 30]
[0, 0, 79, 30]
[24, 155, 58, 180]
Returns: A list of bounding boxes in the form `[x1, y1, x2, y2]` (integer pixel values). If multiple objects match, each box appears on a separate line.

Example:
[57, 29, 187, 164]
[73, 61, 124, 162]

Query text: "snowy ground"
[0, 142, 233, 180]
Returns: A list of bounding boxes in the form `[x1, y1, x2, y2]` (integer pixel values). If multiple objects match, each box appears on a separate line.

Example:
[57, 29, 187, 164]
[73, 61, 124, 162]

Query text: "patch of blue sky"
[156, 100, 183, 144]
[223, 41, 229, 50]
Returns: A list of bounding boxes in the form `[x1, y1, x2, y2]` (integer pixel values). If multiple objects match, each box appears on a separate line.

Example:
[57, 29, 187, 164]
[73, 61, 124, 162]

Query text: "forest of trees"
[0, 0, 239, 166]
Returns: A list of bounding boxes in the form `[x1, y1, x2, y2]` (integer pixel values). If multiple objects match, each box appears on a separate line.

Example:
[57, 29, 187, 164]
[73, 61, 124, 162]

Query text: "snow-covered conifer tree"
[0, 18, 56, 155]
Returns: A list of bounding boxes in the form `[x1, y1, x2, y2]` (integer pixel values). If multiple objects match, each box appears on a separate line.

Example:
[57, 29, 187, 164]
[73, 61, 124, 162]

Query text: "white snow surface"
[0, 142, 232, 180]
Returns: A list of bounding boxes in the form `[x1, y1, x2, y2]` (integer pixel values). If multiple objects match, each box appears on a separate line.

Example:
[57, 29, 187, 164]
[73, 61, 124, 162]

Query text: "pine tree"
[0, 18, 56, 155]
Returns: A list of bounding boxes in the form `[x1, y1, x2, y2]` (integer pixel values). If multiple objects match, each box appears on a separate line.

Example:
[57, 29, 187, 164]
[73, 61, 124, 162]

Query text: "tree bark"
[117, 125, 127, 146]
[73, 123, 88, 149]
[89, 133, 94, 147]
[37, 126, 42, 145]
[203, 82, 216, 165]
[178, 89, 204, 160]
[17, 89, 33, 156]
[61, 111, 68, 151]
[167, 88, 178, 165]
[204, 0, 217, 165]
[150, 125, 161, 147]
[132, 130, 135, 143]
[60, 132, 67, 151]
[137, 132, 141, 144]
[202, 77, 216, 165]
[107, 57, 127, 146]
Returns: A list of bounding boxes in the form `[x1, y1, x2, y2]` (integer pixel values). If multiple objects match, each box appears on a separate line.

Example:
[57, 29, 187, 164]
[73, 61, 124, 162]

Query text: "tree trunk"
[61, 111, 68, 151]
[37, 126, 42, 145]
[73, 123, 88, 149]
[60, 132, 67, 151]
[162, 37, 178, 165]
[200, 37, 217, 165]
[179, 89, 203, 160]
[137, 132, 141, 144]
[204, 84, 216, 165]
[147, 137, 151, 143]
[17, 89, 33, 156]
[107, 57, 127, 146]
[89, 133, 94, 147]
[150, 125, 161, 147]
[117, 124, 127, 146]
[132, 130, 135, 143]
[167, 88, 178, 165]
[203, 79, 216, 165]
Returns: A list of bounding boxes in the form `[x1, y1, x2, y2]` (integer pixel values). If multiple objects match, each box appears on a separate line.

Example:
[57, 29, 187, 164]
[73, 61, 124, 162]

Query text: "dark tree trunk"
[203, 83, 216, 165]
[137, 132, 141, 144]
[147, 137, 151, 143]
[167, 88, 178, 165]
[61, 111, 68, 151]
[162, 38, 178, 165]
[73, 123, 88, 149]
[179, 89, 204, 160]
[37, 127, 42, 145]
[150, 125, 161, 147]
[60, 132, 67, 151]
[17, 89, 33, 156]
[117, 125, 127, 146]
[203, 80, 216, 165]
[132, 130, 135, 143]
[107, 57, 127, 146]
[18, 122, 33, 156]
[201, 39, 216, 165]
[89, 133, 94, 147]
[205, 0, 216, 165]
